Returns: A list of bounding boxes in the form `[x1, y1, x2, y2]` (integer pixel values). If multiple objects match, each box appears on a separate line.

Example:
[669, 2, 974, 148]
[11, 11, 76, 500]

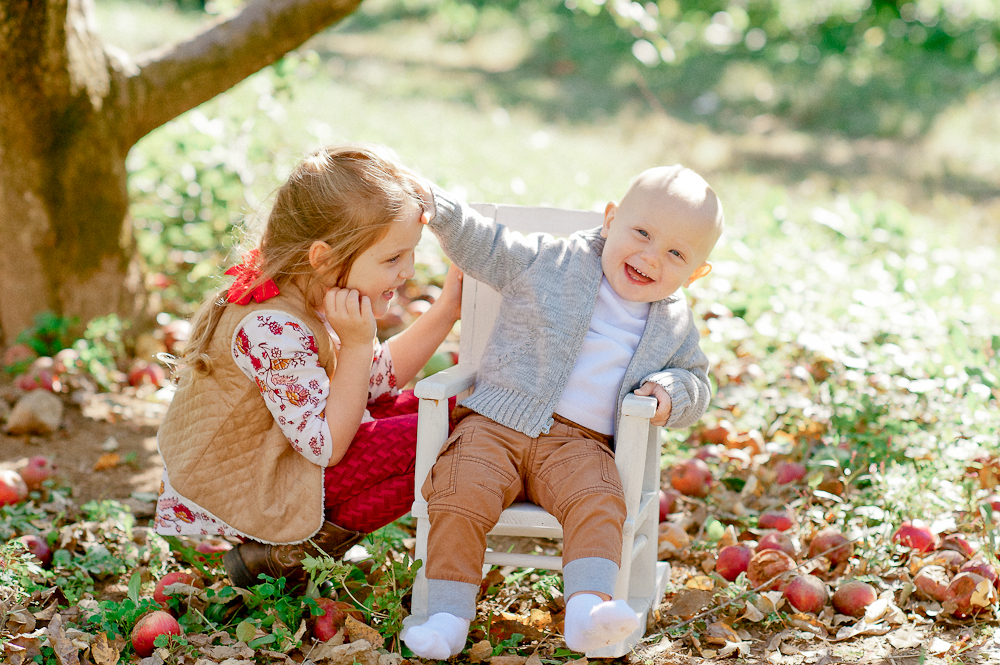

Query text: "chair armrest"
[414, 363, 477, 400]
[621, 393, 658, 419]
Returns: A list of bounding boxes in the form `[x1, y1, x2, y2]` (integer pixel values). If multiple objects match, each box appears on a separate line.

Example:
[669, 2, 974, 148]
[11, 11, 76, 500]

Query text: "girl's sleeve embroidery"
[368, 340, 399, 402]
[232, 312, 334, 466]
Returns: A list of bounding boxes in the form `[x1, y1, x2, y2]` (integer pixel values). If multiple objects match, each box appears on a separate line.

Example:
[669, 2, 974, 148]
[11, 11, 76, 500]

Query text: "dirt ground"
[0, 382, 166, 521]
[3, 381, 1000, 663]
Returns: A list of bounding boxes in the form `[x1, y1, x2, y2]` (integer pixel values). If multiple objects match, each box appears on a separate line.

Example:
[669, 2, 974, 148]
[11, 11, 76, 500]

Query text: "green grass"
[95, 0, 1000, 524]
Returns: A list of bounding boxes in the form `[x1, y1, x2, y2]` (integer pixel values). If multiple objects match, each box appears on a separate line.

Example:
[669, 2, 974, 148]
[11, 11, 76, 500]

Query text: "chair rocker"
[407, 203, 671, 658]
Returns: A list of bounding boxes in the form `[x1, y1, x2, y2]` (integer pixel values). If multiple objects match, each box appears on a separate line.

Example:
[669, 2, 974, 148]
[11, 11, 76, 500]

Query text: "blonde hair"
[178, 143, 421, 378]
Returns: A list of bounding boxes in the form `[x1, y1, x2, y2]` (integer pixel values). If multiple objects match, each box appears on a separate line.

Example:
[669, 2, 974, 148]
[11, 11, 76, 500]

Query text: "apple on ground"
[783, 574, 828, 614]
[831, 580, 878, 617]
[807, 529, 853, 566]
[944, 572, 996, 618]
[19, 456, 54, 491]
[658, 489, 679, 521]
[127, 359, 166, 387]
[959, 558, 999, 589]
[0, 470, 28, 507]
[195, 537, 233, 565]
[892, 521, 938, 553]
[756, 531, 796, 557]
[715, 545, 753, 582]
[669, 458, 712, 498]
[774, 461, 807, 485]
[153, 571, 198, 608]
[311, 598, 366, 642]
[132, 610, 183, 657]
[747, 549, 795, 591]
[757, 510, 795, 532]
[913, 565, 951, 602]
[17, 534, 52, 566]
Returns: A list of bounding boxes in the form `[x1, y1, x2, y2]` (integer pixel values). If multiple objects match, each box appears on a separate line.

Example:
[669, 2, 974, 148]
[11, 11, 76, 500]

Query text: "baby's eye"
[636, 228, 650, 238]
[670, 249, 683, 259]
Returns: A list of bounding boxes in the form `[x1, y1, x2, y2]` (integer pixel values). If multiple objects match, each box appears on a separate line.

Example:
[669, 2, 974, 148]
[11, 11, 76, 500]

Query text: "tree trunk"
[0, 0, 362, 347]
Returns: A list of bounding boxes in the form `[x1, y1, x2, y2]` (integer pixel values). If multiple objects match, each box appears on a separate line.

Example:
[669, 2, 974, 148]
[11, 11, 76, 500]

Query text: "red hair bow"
[224, 249, 280, 305]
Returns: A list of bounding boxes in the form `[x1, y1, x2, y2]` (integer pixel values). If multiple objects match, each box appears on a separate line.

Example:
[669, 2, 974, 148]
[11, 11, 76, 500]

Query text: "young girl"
[154, 143, 462, 591]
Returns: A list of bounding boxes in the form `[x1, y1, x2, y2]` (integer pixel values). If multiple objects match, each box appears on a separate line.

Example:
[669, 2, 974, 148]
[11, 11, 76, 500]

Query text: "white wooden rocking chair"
[407, 204, 671, 658]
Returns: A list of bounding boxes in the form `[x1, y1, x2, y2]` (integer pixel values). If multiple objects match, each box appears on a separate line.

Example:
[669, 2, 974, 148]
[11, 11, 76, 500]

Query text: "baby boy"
[404, 165, 724, 657]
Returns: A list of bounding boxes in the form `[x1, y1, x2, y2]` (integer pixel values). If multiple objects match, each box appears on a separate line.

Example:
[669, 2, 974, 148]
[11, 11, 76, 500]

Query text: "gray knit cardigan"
[429, 187, 712, 440]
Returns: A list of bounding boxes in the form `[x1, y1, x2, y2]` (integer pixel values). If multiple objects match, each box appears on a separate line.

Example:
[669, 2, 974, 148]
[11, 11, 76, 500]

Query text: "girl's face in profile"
[343, 201, 424, 318]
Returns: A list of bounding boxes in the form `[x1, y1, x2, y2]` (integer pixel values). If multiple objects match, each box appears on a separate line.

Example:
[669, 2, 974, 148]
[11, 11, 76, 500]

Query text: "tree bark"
[0, 0, 362, 347]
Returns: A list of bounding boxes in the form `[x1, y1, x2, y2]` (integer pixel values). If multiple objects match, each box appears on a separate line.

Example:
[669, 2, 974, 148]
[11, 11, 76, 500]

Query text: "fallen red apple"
[18, 456, 54, 491]
[669, 458, 712, 498]
[757, 531, 796, 557]
[959, 559, 999, 589]
[132, 610, 182, 657]
[17, 534, 51, 566]
[757, 510, 795, 532]
[919, 549, 967, 572]
[311, 598, 365, 642]
[783, 574, 828, 614]
[807, 529, 853, 566]
[127, 360, 166, 388]
[940, 533, 975, 558]
[944, 572, 997, 618]
[153, 572, 197, 607]
[747, 549, 795, 591]
[892, 521, 937, 553]
[0, 470, 28, 507]
[715, 545, 753, 582]
[195, 537, 233, 565]
[831, 580, 878, 617]
[658, 488, 679, 521]
[774, 461, 807, 485]
[913, 565, 951, 602]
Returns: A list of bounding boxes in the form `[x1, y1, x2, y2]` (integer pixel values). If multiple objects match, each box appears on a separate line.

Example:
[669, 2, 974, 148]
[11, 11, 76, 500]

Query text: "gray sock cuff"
[426, 579, 479, 620]
[563, 557, 619, 599]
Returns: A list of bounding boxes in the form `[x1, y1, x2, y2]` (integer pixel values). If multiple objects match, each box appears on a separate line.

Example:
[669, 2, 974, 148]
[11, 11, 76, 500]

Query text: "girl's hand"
[435, 265, 463, 324]
[634, 382, 672, 427]
[323, 287, 377, 348]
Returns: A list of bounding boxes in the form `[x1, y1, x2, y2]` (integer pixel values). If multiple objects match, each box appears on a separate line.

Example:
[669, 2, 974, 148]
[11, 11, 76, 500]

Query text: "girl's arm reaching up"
[388, 264, 463, 387]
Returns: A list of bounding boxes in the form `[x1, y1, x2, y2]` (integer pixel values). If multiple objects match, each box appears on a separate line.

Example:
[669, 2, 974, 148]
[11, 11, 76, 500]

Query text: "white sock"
[563, 593, 639, 653]
[402, 612, 470, 659]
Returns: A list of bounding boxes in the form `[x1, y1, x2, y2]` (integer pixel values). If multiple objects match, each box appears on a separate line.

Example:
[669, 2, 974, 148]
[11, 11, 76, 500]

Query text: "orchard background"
[1, 0, 999, 663]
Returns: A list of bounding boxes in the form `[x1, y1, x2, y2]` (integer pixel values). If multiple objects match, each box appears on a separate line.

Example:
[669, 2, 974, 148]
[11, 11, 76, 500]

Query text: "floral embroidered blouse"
[154, 310, 397, 537]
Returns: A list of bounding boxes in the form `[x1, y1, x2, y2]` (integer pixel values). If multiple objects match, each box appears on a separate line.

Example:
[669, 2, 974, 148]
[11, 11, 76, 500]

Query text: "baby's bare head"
[619, 165, 724, 264]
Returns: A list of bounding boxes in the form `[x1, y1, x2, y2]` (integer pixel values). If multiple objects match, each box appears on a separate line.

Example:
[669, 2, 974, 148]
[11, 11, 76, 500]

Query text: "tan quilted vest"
[158, 283, 336, 544]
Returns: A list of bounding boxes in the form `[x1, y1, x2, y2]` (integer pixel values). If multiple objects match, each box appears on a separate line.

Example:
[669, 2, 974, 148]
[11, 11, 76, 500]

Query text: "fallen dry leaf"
[93, 453, 121, 471]
[90, 632, 119, 665]
[704, 621, 740, 645]
[467, 640, 493, 663]
[47, 615, 80, 665]
[491, 656, 527, 665]
[345, 615, 384, 649]
[309, 639, 379, 665]
[664, 588, 714, 619]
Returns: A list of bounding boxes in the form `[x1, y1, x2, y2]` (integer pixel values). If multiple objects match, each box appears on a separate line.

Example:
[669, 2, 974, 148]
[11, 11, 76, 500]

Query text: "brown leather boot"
[223, 521, 366, 590]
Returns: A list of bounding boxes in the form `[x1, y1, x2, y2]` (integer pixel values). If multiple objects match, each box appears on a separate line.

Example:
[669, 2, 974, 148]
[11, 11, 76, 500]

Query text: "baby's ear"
[600, 201, 618, 238]
[684, 261, 712, 287]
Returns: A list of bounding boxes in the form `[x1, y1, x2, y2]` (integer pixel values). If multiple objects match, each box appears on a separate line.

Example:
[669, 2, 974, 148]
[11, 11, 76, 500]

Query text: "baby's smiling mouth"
[626, 264, 653, 283]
